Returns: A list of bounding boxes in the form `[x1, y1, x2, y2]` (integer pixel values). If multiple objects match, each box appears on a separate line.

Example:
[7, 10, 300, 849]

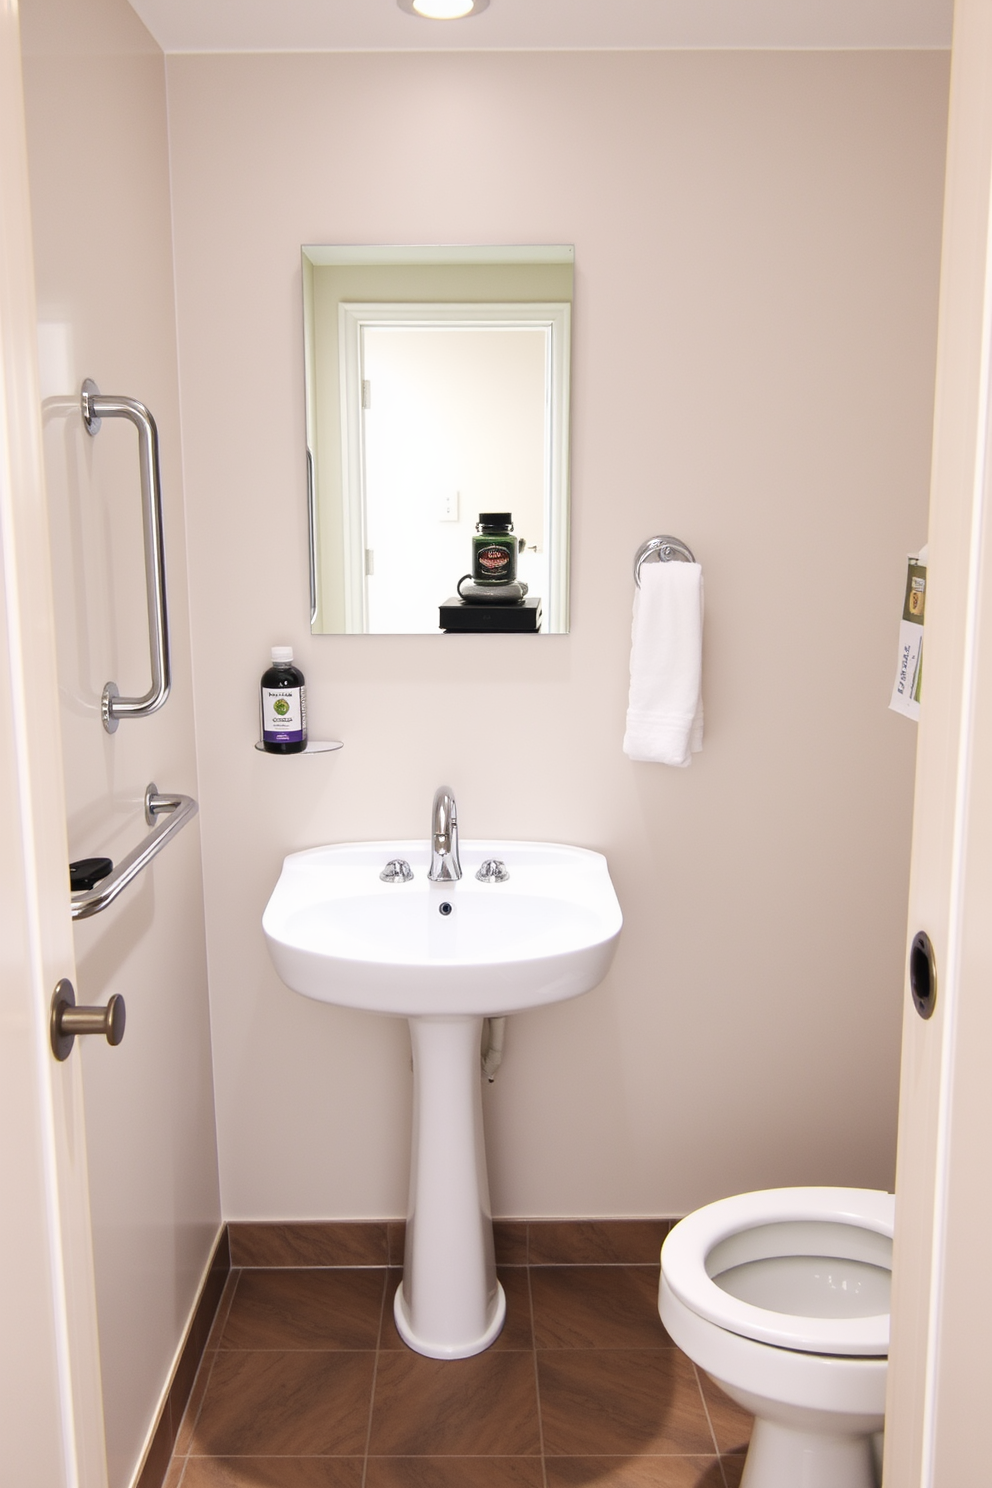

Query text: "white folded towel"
[623, 560, 704, 767]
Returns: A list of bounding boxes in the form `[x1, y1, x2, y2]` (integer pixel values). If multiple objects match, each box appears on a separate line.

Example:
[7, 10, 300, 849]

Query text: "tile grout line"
[360, 1266, 388, 1488]
[526, 1260, 549, 1488]
[692, 1359, 732, 1488]
[195, 1343, 675, 1353]
[173, 1269, 243, 1476]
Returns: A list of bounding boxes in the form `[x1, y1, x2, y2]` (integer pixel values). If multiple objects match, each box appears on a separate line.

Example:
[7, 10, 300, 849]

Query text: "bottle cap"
[477, 512, 513, 529]
[271, 646, 294, 663]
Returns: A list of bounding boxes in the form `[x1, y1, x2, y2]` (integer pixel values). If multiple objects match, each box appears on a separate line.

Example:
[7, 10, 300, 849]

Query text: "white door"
[885, 0, 992, 1480]
[0, 6, 107, 1483]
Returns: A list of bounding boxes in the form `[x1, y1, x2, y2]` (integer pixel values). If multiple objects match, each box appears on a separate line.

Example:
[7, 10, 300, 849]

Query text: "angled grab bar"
[81, 379, 171, 732]
[70, 784, 197, 921]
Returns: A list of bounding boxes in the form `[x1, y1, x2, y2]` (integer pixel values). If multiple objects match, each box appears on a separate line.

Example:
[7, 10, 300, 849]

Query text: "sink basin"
[263, 836, 622, 1362]
[263, 840, 622, 1016]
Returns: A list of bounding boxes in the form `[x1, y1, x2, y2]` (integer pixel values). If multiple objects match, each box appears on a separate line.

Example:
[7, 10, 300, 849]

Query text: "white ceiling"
[126, 0, 952, 56]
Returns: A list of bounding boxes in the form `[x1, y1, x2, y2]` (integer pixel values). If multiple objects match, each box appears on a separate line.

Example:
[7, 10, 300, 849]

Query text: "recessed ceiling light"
[397, 0, 490, 19]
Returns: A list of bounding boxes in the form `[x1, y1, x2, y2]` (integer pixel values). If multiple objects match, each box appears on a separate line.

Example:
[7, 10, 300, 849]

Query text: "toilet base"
[740, 1417, 879, 1488]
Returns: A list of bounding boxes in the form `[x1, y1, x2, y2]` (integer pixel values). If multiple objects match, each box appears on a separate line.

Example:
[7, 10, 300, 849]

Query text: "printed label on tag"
[890, 558, 925, 721]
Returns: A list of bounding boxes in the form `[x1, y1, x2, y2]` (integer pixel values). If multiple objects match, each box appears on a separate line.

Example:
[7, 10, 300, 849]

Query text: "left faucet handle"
[381, 859, 414, 883]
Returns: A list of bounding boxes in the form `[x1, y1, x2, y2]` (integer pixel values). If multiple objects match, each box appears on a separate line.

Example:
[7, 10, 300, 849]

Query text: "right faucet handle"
[476, 859, 510, 883]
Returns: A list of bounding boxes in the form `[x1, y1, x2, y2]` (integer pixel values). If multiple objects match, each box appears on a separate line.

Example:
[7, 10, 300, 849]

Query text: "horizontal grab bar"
[70, 784, 197, 921]
[81, 380, 171, 732]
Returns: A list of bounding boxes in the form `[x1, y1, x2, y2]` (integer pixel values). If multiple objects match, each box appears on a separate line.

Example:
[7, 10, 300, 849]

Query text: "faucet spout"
[429, 785, 461, 883]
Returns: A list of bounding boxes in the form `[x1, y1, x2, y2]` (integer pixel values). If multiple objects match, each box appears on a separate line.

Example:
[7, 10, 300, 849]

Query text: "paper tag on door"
[889, 555, 926, 720]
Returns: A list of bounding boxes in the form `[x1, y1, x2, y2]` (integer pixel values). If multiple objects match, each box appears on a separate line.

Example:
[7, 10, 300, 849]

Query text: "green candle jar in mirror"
[472, 513, 523, 585]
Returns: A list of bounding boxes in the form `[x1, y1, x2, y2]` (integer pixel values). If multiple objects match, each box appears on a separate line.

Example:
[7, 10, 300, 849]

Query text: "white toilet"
[659, 1187, 894, 1488]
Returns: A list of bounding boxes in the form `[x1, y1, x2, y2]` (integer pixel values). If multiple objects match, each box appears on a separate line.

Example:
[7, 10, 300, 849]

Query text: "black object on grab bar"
[69, 857, 113, 892]
[70, 784, 197, 920]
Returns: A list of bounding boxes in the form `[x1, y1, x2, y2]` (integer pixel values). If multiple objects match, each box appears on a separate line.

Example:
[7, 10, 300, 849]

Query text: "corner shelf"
[255, 740, 343, 755]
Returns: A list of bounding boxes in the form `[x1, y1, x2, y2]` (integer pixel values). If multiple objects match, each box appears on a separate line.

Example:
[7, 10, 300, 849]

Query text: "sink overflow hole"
[439, 901, 453, 916]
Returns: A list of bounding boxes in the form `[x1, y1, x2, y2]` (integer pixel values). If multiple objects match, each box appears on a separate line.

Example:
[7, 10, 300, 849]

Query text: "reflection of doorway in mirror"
[335, 299, 570, 635]
[361, 324, 548, 633]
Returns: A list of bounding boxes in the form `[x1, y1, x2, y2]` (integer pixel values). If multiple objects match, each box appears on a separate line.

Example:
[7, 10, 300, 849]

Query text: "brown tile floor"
[164, 1262, 752, 1488]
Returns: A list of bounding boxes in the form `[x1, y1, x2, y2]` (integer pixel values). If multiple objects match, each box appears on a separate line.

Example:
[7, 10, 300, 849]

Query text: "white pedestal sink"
[263, 839, 622, 1358]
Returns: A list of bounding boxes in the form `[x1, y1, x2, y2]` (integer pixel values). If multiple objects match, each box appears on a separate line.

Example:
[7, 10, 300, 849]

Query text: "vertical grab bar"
[81, 379, 171, 733]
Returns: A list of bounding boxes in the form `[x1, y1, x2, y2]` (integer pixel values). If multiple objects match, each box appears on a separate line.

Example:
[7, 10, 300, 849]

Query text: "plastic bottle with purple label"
[260, 646, 307, 754]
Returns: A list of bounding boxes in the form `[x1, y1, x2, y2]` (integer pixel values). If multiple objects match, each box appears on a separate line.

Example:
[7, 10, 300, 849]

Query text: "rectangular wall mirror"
[302, 245, 573, 635]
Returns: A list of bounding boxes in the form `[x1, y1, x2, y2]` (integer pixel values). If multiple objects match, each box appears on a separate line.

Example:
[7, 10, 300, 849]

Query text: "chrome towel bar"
[81, 379, 171, 732]
[633, 535, 696, 586]
[70, 783, 197, 920]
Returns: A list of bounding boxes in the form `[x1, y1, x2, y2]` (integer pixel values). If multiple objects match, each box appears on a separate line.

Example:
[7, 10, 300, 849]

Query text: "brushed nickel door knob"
[50, 979, 126, 1061]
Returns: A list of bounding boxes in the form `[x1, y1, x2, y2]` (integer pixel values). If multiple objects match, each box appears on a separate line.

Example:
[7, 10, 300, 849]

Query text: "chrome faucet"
[428, 785, 461, 882]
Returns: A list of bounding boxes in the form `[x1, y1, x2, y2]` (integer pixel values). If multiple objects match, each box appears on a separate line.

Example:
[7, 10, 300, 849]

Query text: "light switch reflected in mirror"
[302, 245, 573, 634]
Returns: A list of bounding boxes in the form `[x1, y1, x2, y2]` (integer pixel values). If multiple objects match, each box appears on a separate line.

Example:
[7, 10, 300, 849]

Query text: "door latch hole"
[910, 930, 937, 1020]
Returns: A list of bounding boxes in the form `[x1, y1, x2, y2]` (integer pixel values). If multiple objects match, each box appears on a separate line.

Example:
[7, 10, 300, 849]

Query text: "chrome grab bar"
[71, 783, 197, 921]
[81, 379, 171, 733]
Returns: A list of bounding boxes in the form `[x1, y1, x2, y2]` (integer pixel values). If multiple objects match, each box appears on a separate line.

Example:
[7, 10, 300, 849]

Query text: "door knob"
[50, 978, 126, 1061]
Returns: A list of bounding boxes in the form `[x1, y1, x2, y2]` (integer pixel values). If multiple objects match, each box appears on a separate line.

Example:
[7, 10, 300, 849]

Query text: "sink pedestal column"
[394, 1014, 506, 1359]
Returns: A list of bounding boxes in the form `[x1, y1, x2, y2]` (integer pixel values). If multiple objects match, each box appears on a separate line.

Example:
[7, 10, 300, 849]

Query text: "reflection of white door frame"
[339, 302, 571, 634]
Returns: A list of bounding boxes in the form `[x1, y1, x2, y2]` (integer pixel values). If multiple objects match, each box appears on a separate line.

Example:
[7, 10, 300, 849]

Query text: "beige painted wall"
[20, 1, 221, 1483]
[165, 50, 948, 1222]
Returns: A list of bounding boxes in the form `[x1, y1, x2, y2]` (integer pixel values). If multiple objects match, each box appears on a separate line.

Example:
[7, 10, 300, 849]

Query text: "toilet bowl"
[659, 1187, 894, 1488]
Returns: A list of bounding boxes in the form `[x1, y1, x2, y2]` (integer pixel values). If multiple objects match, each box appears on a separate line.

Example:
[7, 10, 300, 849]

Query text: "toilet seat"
[661, 1187, 894, 1356]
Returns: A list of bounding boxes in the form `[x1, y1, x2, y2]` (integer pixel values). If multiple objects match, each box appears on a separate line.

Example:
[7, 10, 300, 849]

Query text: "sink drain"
[438, 901, 453, 917]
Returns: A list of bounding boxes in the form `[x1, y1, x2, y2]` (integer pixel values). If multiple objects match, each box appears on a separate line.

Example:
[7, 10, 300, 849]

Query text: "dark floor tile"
[380, 1269, 532, 1351]
[204, 1273, 242, 1352]
[720, 1457, 746, 1488]
[182, 1461, 363, 1487]
[529, 1221, 669, 1266]
[546, 1459, 726, 1487]
[228, 1223, 388, 1268]
[215, 1226, 232, 1274]
[190, 1350, 375, 1456]
[387, 1222, 407, 1268]
[220, 1268, 384, 1351]
[365, 1459, 544, 1487]
[135, 1400, 174, 1488]
[162, 1460, 186, 1488]
[369, 1350, 541, 1456]
[696, 1372, 752, 1456]
[532, 1267, 669, 1350]
[493, 1222, 529, 1265]
[179, 1243, 228, 1377]
[174, 1352, 220, 1457]
[538, 1349, 714, 1457]
[170, 1256, 228, 1436]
